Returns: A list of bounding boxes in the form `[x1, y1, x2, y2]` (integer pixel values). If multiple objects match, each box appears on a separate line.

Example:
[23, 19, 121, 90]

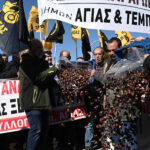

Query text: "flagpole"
[40, 26, 42, 41]
[54, 43, 57, 65]
[76, 40, 77, 60]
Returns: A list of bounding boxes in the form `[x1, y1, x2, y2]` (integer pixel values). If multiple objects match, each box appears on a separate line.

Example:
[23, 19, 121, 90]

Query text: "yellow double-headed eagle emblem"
[0, 1, 19, 35]
[2, 1, 19, 24]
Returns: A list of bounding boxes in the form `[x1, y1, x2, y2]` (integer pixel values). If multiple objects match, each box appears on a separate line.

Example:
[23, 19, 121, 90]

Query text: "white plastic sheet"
[106, 47, 146, 76]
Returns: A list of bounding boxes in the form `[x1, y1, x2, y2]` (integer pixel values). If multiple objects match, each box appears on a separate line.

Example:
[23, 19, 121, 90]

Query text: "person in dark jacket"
[143, 54, 150, 70]
[44, 51, 52, 67]
[0, 55, 20, 79]
[2, 54, 8, 64]
[19, 39, 58, 150]
[0, 54, 6, 73]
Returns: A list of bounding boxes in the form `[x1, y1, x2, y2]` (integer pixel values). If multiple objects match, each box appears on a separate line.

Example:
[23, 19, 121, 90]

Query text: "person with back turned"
[19, 39, 58, 150]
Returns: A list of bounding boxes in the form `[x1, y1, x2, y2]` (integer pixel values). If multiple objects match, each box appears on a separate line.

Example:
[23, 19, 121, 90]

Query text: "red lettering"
[145, 0, 147, 7]
[18, 81, 20, 93]
[128, 0, 139, 5]
[142, 0, 150, 8]
[9, 81, 17, 94]
[1, 82, 9, 95]
[129, 0, 136, 4]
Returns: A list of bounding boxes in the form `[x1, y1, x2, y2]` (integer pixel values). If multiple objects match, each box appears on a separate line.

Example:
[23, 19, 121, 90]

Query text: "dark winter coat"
[143, 55, 150, 71]
[19, 52, 58, 110]
[0, 59, 20, 79]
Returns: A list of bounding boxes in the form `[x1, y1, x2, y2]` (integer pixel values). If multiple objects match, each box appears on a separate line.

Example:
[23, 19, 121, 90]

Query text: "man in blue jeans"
[84, 47, 105, 149]
[19, 39, 58, 150]
[84, 38, 121, 149]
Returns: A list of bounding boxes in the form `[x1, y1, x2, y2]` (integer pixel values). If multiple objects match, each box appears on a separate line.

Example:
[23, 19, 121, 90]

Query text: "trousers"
[26, 110, 49, 150]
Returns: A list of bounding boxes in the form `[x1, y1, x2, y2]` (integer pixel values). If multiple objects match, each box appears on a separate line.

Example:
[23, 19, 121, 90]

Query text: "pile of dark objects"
[58, 61, 92, 106]
[95, 69, 150, 149]
[58, 59, 150, 149]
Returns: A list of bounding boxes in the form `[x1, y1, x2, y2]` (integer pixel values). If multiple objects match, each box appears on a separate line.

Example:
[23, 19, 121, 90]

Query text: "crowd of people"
[0, 37, 149, 150]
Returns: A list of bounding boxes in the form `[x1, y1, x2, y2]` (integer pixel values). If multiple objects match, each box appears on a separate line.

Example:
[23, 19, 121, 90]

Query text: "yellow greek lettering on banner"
[2, 1, 19, 24]
[28, 6, 49, 36]
[42, 40, 53, 52]
[0, 21, 8, 34]
[115, 31, 132, 47]
[28, 6, 39, 31]
[71, 25, 81, 42]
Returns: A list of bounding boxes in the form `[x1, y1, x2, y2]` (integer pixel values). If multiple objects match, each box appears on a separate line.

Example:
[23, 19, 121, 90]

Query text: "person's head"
[12, 53, 19, 61]
[2, 54, 8, 63]
[0, 54, 5, 72]
[93, 47, 104, 65]
[29, 39, 44, 59]
[107, 37, 122, 59]
[77, 57, 84, 61]
[44, 51, 52, 65]
[60, 50, 71, 60]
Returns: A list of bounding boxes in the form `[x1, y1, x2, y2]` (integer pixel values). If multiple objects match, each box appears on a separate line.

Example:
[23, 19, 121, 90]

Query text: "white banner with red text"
[38, 0, 150, 34]
[0, 79, 86, 134]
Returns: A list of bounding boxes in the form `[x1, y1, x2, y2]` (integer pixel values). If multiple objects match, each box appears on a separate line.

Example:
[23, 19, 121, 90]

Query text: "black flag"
[0, 0, 29, 55]
[81, 28, 91, 61]
[29, 24, 34, 40]
[19, 0, 29, 42]
[98, 30, 108, 51]
[46, 20, 65, 44]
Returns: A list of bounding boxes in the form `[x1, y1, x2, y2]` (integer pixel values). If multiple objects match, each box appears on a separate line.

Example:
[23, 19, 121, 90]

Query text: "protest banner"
[0, 79, 86, 134]
[38, 0, 150, 34]
[49, 105, 86, 125]
[0, 79, 28, 134]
